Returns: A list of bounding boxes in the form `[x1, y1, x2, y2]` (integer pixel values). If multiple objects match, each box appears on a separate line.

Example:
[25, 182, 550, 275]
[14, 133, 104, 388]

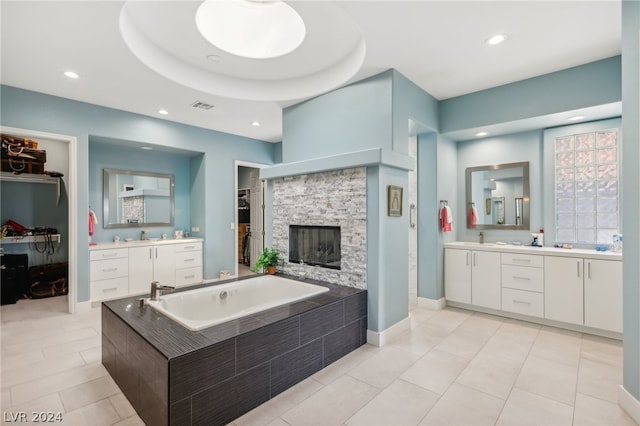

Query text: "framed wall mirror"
[466, 161, 530, 230]
[103, 168, 174, 228]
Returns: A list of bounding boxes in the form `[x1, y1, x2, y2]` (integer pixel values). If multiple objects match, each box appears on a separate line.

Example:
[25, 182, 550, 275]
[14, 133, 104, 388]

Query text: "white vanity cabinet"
[583, 259, 622, 332]
[129, 245, 176, 294]
[444, 242, 622, 337]
[501, 253, 544, 318]
[90, 248, 129, 301]
[544, 256, 584, 325]
[90, 238, 203, 301]
[544, 257, 622, 332]
[174, 242, 203, 287]
[444, 249, 501, 309]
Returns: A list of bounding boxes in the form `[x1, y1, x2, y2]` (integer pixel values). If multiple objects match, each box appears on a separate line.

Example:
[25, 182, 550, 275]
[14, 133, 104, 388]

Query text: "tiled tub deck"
[101, 275, 368, 426]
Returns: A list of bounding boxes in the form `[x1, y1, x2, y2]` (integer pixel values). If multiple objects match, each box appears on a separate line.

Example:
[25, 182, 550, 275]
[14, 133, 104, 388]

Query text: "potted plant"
[252, 247, 280, 275]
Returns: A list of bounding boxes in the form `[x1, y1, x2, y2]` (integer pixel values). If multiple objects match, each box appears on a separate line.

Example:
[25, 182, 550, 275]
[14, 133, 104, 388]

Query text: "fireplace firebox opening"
[289, 225, 341, 270]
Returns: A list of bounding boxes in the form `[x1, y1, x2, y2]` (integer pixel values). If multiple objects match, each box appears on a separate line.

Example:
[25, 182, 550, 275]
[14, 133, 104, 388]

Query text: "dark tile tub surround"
[101, 274, 367, 426]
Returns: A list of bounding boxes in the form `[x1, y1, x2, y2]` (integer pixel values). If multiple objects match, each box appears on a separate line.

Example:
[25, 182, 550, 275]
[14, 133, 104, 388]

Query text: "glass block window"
[554, 130, 619, 244]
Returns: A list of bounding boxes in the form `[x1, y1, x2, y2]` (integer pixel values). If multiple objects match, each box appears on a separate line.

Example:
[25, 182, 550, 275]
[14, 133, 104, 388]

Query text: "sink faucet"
[150, 281, 175, 301]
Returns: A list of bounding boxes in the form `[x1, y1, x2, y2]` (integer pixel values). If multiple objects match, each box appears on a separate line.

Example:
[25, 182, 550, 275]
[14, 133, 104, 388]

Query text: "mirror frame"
[465, 161, 530, 230]
[103, 168, 175, 229]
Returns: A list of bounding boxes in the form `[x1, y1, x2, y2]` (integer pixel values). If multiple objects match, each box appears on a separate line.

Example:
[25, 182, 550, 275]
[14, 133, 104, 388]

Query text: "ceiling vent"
[191, 101, 215, 110]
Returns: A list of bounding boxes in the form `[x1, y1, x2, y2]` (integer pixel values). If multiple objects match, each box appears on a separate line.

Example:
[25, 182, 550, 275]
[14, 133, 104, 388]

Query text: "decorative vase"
[267, 265, 276, 275]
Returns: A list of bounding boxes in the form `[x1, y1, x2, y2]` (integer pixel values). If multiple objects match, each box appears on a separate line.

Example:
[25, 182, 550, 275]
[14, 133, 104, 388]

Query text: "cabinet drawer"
[90, 257, 128, 281]
[175, 267, 203, 287]
[90, 277, 128, 301]
[175, 251, 202, 268]
[501, 265, 544, 292]
[175, 242, 202, 253]
[501, 288, 544, 318]
[501, 253, 543, 268]
[90, 248, 128, 261]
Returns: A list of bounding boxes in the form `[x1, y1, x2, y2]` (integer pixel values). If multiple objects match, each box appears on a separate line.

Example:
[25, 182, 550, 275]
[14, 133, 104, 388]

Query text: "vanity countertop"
[444, 241, 622, 261]
[89, 237, 203, 250]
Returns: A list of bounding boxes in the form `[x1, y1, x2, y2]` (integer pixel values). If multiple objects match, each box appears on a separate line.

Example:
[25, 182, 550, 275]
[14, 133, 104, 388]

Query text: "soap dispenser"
[479, 232, 484, 244]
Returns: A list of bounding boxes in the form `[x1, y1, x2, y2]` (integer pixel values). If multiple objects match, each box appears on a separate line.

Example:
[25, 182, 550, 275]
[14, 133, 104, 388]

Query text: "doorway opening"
[235, 161, 267, 278]
[0, 126, 77, 315]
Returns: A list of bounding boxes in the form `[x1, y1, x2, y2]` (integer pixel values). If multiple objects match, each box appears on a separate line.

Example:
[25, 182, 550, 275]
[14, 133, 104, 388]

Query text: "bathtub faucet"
[150, 281, 175, 301]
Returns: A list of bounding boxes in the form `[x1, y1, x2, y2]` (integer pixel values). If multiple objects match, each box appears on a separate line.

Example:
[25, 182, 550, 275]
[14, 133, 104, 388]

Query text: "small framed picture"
[485, 198, 492, 215]
[387, 185, 403, 217]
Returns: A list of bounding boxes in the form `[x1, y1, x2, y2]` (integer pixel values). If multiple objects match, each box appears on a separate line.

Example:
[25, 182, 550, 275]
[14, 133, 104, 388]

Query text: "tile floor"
[1, 296, 637, 426]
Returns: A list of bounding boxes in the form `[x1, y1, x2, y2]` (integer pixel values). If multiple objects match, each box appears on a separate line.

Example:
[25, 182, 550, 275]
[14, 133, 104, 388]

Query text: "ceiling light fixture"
[475, 131, 488, 137]
[140, 146, 153, 150]
[64, 71, 79, 79]
[251, 121, 260, 127]
[568, 115, 585, 121]
[206, 54, 221, 63]
[195, 0, 306, 59]
[485, 34, 507, 46]
[158, 109, 169, 115]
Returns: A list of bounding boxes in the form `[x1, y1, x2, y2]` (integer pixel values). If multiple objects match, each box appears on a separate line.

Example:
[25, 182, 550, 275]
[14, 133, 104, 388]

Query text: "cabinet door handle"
[184, 258, 195, 262]
[577, 261, 581, 278]
[473, 253, 477, 267]
[102, 252, 117, 258]
[588, 261, 591, 279]
[183, 274, 195, 279]
[513, 258, 531, 263]
[183, 246, 195, 250]
[103, 287, 117, 292]
[102, 267, 117, 273]
[513, 276, 531, 281]
[466, 253, 470, 266]
[513, 299, 531, 305]
[155, 248, 158, 259]
[409, 204, 416, 229]
[149, 248, 152, 260]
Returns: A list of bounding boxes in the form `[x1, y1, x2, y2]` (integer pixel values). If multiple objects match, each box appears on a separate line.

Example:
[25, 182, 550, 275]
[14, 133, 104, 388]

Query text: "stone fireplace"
[272, 167, 366, 289]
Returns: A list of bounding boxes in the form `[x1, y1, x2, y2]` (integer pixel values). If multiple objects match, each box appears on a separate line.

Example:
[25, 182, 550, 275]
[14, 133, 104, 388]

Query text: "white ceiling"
[0, 1, 621, 143]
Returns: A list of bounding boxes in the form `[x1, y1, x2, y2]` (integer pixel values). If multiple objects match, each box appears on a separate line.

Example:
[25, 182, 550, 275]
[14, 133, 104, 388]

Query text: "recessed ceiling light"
[140, 146, 153, 150]
[196, 0, 306, 59]
[64, 71, 79, 79]
[568, 115, 585, 121]
[158, 109, 169, 115]
[485, 34, 507, 46]
[206, 54, 221, 63]
[251, 121, 260, 127]
[476, 131, 488, 137]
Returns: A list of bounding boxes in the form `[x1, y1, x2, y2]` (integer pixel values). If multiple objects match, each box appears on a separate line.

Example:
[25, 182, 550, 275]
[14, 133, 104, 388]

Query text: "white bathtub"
[146, 275, 329, 331]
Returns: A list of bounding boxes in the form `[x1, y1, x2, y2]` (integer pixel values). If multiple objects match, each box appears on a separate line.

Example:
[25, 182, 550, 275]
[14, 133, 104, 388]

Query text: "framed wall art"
[387, 185, 403, 217]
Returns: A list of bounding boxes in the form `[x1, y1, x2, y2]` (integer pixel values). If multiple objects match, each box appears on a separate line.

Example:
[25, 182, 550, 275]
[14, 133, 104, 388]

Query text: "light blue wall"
[282, 71, 393, 163]
[88, 139, 195, 242]
[1, 85, 276, 302]
[456, 130, 543, 244]
[622, 0, 640, 402]
[440, 56, 621, 134]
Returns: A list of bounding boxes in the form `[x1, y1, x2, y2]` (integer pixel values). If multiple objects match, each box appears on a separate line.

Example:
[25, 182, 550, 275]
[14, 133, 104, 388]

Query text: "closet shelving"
[0, 172, 61, 205]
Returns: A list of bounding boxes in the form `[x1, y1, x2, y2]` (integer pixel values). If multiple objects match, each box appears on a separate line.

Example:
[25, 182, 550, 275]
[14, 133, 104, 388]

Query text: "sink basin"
[130, 238, 161, 243]
[461, 242, 494, 246]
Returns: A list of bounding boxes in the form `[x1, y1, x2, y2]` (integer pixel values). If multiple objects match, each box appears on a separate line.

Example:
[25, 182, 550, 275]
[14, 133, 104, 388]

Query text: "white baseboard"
[366, 316, 411, 347]
[417, 297, 446, 310]
[619, 385, 640, 424]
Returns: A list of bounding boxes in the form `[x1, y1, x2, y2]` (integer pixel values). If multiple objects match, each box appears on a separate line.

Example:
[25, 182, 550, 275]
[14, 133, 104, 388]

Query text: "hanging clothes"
[440, 205, 453, 233]
[469, 206, 478, 228]
[89, 209, 98, 236]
